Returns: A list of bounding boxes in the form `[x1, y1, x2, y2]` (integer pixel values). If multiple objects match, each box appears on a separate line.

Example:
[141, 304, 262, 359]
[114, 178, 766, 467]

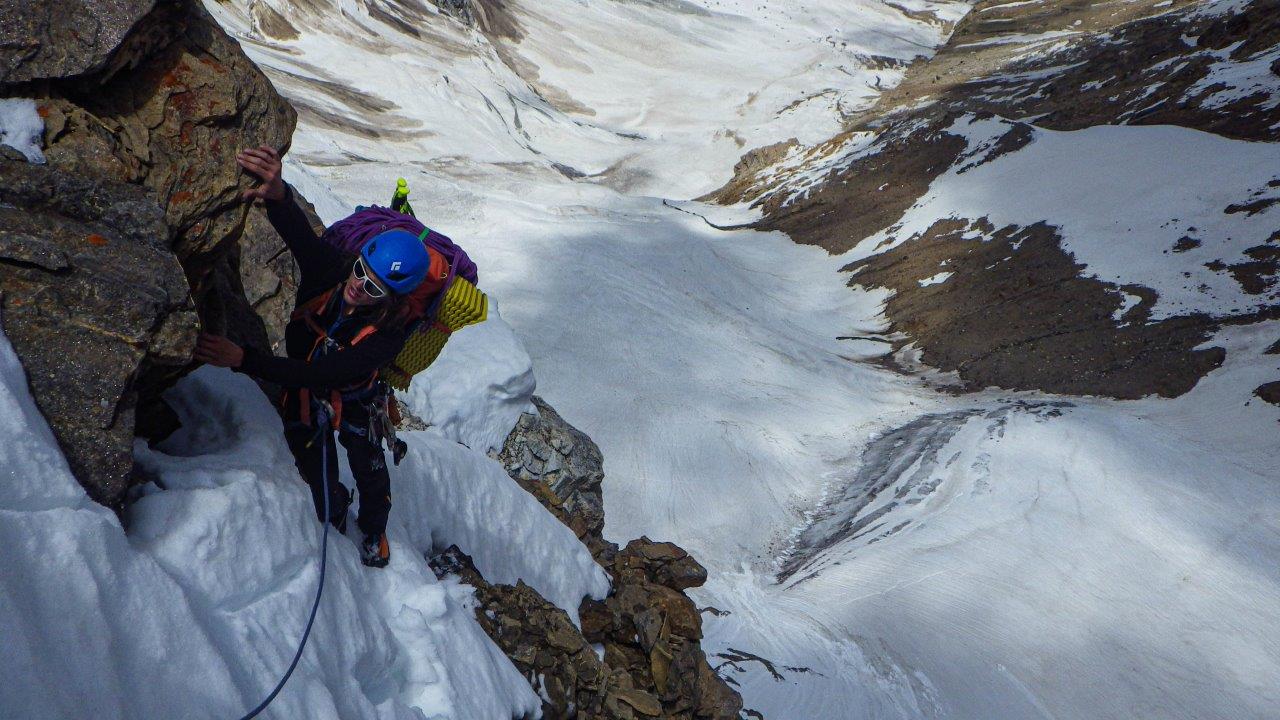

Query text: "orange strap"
[330, 392, 343, 430]
[349, 325, 378, 346]
[291, 288, 335, 322]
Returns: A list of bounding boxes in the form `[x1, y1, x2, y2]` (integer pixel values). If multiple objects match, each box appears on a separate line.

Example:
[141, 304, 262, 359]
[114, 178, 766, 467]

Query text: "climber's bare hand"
[237, 145, 286, 202]
[194, 333, 245, 368]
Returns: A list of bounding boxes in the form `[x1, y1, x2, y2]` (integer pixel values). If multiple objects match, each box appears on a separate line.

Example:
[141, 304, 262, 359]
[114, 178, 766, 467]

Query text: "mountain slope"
[172, 0, 1280, 717]
[699, 1, 1280, 717]
[715, 0, 1280, 398]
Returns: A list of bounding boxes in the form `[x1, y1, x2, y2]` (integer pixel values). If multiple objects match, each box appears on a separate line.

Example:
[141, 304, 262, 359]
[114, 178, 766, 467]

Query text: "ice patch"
[917, 271, 953, 286]
[0, 98, 46, 163]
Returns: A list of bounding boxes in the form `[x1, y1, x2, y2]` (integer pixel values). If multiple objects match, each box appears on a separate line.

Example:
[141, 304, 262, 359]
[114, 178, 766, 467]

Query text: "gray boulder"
[0, 156, 193, 507]
[0, 0, 157, 83]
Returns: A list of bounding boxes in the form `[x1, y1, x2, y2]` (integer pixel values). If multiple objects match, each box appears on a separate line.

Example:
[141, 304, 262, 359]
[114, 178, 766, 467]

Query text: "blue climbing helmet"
[360, 229, 430, 295]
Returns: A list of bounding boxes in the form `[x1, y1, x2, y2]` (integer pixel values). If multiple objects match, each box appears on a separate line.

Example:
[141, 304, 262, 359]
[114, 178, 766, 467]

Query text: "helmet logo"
[391, 261, 403, 272]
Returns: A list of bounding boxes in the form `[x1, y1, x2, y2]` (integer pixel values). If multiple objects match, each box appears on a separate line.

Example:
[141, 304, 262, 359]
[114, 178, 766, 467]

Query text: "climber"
[193, 145, 446, 568]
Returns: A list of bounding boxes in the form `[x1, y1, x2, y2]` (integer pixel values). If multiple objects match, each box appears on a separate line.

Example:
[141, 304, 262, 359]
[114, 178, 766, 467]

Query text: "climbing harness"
[235, 401, 334, 720]
[286, 290, 382, 430]
[283, 289, 407, 466]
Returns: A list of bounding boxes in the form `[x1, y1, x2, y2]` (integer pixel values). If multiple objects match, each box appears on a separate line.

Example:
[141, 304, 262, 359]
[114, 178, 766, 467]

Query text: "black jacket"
[238, 185, 410, 391]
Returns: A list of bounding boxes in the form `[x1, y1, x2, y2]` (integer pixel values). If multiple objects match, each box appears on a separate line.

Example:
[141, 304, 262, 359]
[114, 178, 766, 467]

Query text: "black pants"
[284, 404, 392, 537]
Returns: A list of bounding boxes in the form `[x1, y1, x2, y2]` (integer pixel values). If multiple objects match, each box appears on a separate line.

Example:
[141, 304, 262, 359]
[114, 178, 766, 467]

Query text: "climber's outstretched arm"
[195, 331, 406, 390]
[237, 145, 345, 294]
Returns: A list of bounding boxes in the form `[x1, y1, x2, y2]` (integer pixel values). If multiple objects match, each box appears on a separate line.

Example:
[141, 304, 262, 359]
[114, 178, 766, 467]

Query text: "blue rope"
[236, 414, 332, 720]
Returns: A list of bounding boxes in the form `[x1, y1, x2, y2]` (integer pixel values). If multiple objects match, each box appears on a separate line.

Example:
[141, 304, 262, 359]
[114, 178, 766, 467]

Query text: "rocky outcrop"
[433, 547, 619, 717]
[0, 0, 157, 83]
[495, 396, 609, 555]
[0, 154, 193, 505]
[707, 0, 1280, 399]
[432, 398, 744, 719]
[578, 539, 738, 720]
[0, 0, 297, 506]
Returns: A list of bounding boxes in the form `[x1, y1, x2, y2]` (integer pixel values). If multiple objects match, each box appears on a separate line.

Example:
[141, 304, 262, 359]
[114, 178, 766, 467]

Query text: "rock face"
[707, 0, 1280, 400]
[432, 398, 744, 719]
[0, 155, 193, 505]
[578, 539, 737, 720]
[230, 193, 317, 351]
[495, 396, 608, 554]
[0, 0, 158, 83]
[0, 0, 297, 506]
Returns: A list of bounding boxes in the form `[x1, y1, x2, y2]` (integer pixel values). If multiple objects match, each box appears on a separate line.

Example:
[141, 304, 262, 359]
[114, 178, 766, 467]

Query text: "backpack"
[319, 191, 488, 391]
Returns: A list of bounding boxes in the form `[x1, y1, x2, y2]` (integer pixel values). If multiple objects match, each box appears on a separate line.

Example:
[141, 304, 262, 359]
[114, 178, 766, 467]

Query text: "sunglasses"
[352, 257, 388, 299]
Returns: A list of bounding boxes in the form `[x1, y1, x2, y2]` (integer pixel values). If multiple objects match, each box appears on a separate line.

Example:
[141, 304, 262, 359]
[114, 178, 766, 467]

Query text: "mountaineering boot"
[361, 533, 390, 568]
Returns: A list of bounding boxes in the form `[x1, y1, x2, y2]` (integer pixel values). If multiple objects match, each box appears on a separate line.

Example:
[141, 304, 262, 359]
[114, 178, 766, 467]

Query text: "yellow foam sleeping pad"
[381, 276, 488, 391]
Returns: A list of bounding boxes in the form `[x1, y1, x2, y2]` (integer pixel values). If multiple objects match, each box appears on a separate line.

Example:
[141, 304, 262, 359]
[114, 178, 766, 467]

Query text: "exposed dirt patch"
[761, 119, 967, 255]
[433, 0, 525, 40]
[1173, 236, 1202, 253]
[488, 33, 597, 117]
[1228, 197, 1280, 216]
[251, 1, 299, 40]
[1255, 381, 1280, 405]
[274, 68, 400, 115]
[1226, 245, 1280, 296]
[292, 99, 427, 141]
[845, 220, 1226, 398]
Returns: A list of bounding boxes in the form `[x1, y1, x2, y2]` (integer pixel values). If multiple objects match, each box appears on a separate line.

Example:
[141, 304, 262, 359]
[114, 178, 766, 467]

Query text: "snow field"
[205, 0, 966, 200]
[1, 307, 608, 719]
[774, 321, 1280, 720]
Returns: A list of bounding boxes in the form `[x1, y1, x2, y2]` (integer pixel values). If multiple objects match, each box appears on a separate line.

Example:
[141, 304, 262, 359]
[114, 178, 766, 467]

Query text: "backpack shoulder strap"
[292, 287, 336, 323]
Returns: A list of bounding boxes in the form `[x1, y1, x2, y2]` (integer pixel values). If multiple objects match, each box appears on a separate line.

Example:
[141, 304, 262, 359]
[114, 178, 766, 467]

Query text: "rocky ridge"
[709, 0, 1280, 400]
[431, 397, 744, 720]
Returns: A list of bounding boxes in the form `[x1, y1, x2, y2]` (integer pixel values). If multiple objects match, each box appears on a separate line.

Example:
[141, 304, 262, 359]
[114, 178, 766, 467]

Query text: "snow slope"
[202, 0, 966, 535]
[767, 322, 1280, 720]
[0, 308, 607, 719]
